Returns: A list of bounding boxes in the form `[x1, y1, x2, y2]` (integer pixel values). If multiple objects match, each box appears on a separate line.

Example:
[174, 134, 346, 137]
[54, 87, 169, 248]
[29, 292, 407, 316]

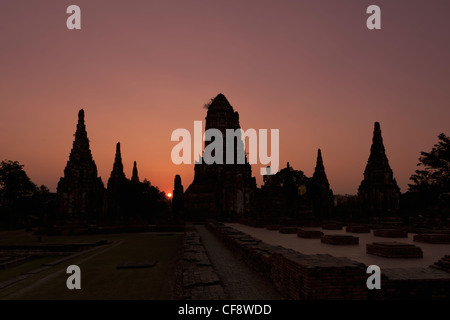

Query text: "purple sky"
[1, 0, 449, 195]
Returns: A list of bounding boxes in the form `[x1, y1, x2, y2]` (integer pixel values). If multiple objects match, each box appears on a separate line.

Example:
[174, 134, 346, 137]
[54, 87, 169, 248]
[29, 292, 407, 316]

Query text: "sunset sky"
[1, 0, 449, 195]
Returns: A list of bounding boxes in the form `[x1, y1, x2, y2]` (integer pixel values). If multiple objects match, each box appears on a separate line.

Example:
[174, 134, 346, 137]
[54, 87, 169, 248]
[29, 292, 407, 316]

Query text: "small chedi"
[358, 122, 400, 217]
[172, 174, 184, 218]
[106, 142, 128, 221]
[131, 161, 140, 183]
[310, 149, 334, 219]
[57, 109, 104, 222]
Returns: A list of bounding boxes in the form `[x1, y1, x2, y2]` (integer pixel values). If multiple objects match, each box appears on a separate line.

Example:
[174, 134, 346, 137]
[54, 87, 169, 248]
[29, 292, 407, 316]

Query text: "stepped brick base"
[373, 229, 408, 238]
[279, 227, 298, 234]
[367, 242, 423, 258]
[414, 234, 450, 244]
[321, 235, 359, 245]
[322, 224, 342, 230]
[431, 255, 450, 273]
[297, 229, 324, 239]
[346, 226, 371, 233]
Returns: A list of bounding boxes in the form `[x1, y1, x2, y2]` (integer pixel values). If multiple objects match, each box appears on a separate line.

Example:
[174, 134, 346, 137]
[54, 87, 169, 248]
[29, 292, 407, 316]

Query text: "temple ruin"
[184, 94, 256, 221]
[57, 109, 105, 222]
[358, 122, 400, 217]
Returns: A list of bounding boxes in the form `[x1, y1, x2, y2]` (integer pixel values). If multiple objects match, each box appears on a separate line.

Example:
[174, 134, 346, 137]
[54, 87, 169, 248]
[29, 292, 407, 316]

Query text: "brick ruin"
[207, 222, 450, 299]
[321, 234, 359, 245]
[57, 109, 104, 222]
[207, 222, 368, 299]
[414, 233, 450, 244]
[358, 122, 401, 217]
[373, 229, 408, 238]
[184, 94, 256, 221]
[310, 149, 334, 219]
[297, 229, 324, 238]
[346, 225, 371, 233]
[106, 142, 128, 221]
[57, 110, 165, 226]
[366, 242, 423, 258]
[172, 174, 184, 219]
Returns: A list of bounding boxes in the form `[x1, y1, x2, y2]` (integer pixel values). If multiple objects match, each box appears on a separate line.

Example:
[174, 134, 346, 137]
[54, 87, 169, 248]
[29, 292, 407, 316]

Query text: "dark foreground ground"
[0, 231, 183, 300]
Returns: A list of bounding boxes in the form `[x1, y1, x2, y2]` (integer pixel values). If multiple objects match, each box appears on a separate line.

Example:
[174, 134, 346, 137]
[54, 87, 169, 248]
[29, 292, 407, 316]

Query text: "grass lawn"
[0, 231, 183, 300]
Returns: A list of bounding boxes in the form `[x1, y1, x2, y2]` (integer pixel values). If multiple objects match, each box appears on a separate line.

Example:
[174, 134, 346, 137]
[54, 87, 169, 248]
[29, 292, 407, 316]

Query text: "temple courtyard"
[227, 223, 450, 269]
[1, 223, 450, 299]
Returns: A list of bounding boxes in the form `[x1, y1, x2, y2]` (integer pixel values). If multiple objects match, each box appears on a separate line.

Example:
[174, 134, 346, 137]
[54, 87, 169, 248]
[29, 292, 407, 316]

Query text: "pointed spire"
[131, 161, 140, 183]
[174, 174, 182, 190]
[313, 149, 329, 186]
[78, 109, 84, 123]
[172, 174, 184, 216]
[69, 109, 93, 164]
[75, 109, 87, 139]
[114, 142, 124, 173]
[311, 148, 333, 219]
[316, 149, 324, 170]
[58, 109, 104, 220]
[358, 121, 400, 216]
[365, 121, 391, 174]
[109, 142, 125, 182]
[370, 121, 386, 157]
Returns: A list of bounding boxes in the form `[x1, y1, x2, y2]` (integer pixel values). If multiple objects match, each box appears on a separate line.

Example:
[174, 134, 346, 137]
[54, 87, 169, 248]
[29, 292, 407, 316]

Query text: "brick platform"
[279, 227, 298, 234]
[346, 226, 371, 233]
[414, 234, 450, 244]
[366, 242, 423, 258]
[266, 225, 281, 231]
[322, 224, 343, 230]
[431, 255, 450, 273]
[373, 229, 408, 238]
[321, 235, 359, 245]
[297, 229, 324, 239]
[380, 268, 450, 299]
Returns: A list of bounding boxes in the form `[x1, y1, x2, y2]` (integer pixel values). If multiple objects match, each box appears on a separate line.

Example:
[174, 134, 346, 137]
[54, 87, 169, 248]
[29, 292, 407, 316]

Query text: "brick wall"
[207, 222, 368, 299]
[207, 222, 450, 300]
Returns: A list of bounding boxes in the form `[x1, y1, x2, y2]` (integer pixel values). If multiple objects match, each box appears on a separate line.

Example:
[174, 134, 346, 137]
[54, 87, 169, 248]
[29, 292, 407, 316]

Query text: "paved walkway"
[196, 226, 283, 300]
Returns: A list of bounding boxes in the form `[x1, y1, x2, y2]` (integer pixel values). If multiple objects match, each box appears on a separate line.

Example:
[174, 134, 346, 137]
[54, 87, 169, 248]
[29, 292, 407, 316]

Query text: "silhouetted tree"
[0, 160, 37, 227]
[0, 160, 37, 203]
[408, 133, 450, 219]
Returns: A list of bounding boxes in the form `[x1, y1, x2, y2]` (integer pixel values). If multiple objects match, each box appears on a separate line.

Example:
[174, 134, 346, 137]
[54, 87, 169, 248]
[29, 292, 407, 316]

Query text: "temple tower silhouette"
[358, 122, 400, 217]
[57, 109, 104, 222]
[131, 161, 140, 183]
[310, 149, 334, 219]
[172, 174, 184, 218]
[184, 94, 256, 221]
[106, 142, 129, 221]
